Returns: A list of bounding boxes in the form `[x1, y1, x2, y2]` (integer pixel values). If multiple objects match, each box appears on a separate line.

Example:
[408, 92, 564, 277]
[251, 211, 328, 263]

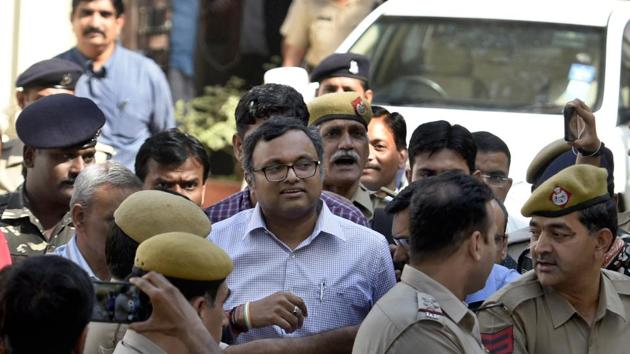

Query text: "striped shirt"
[209, 201, 396, 343]
[204, 188, 369, 227]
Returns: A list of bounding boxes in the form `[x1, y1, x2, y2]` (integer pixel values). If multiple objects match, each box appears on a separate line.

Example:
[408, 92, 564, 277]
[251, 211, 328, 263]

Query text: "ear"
[244, 172, 255, 188]
[190, 296, 206, 318]
[232, 134, 243, 162]
[200, 182, 207, 207]
[406, 167, 412, 183]
[594, 228, 614, 255]
[115, 15, 125, 35]
[505, 177, 513, 194]
[71, 204, 86, 229]
[15, 91, 26, 109]
[468, 230, 483, 261]
[364, 89, 374, 103]
[23, 146, 35, 168]
[398, 149, 409, 170]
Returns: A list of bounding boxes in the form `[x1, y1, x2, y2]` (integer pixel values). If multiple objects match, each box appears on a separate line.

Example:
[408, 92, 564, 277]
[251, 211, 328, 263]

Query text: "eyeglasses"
[253, 160, 320, 182]
[393, 236, 410, 248]
[494, 234, 508, 245]
[481, 174, 511, 186]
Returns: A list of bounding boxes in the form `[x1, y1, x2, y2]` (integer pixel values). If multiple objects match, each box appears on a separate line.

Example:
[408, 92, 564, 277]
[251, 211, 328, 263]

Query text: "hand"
[248, 292, 308, 332]
[565, 99, 600, 153]
[128, 272, 221, 354]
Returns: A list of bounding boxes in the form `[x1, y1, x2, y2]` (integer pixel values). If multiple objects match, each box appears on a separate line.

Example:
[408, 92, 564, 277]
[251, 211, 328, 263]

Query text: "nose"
[338, 131, 354, 150]
[171, 185, 184, 195]
[532, 232, 551, 257]
[285, 165, 300, 183]
[69, 156, 86, 174]
[367, 144, 376, 162]
[393, 245, 409, 264]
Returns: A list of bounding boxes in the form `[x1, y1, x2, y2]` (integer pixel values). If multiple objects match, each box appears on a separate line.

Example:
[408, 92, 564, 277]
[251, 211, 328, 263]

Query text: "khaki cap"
[526, 139, 571, 184]
[307, 92, 372, 127]
[134, 232, 233, 281]
[114, 190, 211, 243]
[521, 164, 609, 217]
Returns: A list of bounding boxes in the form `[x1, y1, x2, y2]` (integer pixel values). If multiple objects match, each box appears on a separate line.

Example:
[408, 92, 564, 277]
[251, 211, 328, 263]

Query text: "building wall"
[0, 0, 75, 138]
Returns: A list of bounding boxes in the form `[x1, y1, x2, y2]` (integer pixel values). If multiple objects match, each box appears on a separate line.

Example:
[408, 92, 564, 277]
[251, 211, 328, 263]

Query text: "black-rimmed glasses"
[253, 160, 320, 182]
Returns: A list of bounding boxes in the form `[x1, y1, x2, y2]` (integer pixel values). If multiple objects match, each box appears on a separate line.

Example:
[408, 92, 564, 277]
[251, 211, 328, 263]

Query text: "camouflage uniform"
[0, 185, 74, 262]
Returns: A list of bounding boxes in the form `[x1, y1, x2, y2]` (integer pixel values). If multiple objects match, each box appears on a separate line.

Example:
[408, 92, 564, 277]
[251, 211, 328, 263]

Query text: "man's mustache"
[330, 150, 360, 164]
[83, 27, 106, 37]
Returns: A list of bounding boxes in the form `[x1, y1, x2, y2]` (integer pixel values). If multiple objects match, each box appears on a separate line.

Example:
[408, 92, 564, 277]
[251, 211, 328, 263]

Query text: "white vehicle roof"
[377, 0, 618, 27]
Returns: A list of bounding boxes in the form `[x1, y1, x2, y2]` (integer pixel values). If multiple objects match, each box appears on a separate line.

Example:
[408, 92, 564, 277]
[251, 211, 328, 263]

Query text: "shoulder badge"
[481, 327, 514, 354]
[550, 186, 571, 207]
[416, 292, 443, 320]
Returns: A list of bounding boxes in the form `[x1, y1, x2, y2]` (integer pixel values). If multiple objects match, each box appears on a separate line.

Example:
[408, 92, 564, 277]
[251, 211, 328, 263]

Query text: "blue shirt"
[53, 234, 101, 280]
[465, 264, 521, 305]
[209, 201, 396, 343]
[169, 0, 199, 76]
[56, 44, 175, 169]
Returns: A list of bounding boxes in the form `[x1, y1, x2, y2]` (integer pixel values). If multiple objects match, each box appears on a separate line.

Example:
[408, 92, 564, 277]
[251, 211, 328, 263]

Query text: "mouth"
[535, 260, 557, 272]
[280, 188, 306, 197]
[332, 156, 358, 166]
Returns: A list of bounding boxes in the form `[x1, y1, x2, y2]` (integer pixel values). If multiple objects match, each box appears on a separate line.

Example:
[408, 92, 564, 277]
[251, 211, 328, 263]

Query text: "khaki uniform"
[478, 269, 630, 354]
[113, 330, 167, 354]
[84, 322, 128, 354]
[353, 265, 487, 354]
[280, 0, 377, 67]
[352, 183, 374, 220]
[0, 185, 74, 262]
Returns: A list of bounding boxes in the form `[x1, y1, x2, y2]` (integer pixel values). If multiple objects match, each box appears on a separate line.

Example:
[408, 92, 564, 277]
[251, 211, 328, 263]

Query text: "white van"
[337, 0, 630, 226]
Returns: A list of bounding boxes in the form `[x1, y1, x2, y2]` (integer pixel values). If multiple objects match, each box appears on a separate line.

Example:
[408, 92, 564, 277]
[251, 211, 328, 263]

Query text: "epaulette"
[481, 271, 543, 312]
[604, 269, 630, 295]
[416, 292, 444, 321]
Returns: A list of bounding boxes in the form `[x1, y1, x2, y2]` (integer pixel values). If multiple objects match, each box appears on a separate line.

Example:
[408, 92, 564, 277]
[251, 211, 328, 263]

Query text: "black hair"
[385, 180, 423, 215]
[105, 222, 140, 280]
[408, 120, 476, 173]
[472, 131, 511, 168]
[371, 106, 407, 151]
[0, 256, 94, 354]
[72, 0, 124, 16]
[135, 128, 210, 181]
[235, 84, 309, 137]
[578, 199, 618, 240]
[130, 268, 224, 305]
[409, 172, 494, 260]
[242, 117, 324, 177]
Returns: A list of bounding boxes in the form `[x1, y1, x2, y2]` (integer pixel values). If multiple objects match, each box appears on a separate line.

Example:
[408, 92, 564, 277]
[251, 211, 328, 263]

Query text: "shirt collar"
[85, 42, 121, 78]
[544, 271, 627, 329]
[243, 200, 346, 244]
[401, 265, 475, 330]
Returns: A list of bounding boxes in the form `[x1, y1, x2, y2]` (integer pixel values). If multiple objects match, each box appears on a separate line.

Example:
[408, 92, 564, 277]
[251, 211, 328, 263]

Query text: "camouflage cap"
[521, 164, 609, 217]
[114, 190, 211, 243]
[134, 232, 232, 281]
[307, 92, 372, 127]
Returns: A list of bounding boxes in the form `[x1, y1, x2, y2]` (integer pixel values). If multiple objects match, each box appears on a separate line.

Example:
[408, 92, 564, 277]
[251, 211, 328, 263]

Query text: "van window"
[349, 17, 605, 113]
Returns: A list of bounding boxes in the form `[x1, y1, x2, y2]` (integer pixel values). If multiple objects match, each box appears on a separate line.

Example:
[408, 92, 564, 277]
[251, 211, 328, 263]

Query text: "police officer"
[0, 94, 105, 261]
[478, 164, 630, 354]
[353, 172, 497, 353]
[307, 92, 374, 219]
[310, 53, 374, 102]
[113, 232, 232, 353]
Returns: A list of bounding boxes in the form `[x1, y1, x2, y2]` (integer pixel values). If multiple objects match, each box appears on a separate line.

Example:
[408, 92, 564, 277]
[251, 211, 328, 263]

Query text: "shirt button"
[290, 253, 296, 259]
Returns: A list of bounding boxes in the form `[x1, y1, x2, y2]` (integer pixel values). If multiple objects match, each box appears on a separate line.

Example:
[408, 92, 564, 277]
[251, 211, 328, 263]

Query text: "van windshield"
[349, 17, 605, 113]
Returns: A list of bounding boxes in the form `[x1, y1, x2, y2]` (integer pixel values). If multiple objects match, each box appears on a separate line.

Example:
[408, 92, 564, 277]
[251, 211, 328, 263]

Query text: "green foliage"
[175, 77, 245, 152]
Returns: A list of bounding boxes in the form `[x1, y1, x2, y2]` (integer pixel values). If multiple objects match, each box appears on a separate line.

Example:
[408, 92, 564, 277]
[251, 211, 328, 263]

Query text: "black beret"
[16, 94, 105, 149]
[16, 59, 83, 90]
[310, 53, 370, 83]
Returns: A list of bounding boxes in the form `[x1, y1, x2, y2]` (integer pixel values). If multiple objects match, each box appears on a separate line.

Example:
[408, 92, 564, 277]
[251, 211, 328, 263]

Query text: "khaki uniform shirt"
[280, 0, 377, 67]
[113, 330, 167, 354]
[84, 322, 128, 354]
[478, 269, 630, 354]
[352, 183, 374, 220]
[0, 185, 74, 262]
[353, 265, 487, 354]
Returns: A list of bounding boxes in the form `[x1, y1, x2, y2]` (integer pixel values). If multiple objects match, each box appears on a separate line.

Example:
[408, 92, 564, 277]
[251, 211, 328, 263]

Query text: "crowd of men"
[2, 1, 630, 354]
